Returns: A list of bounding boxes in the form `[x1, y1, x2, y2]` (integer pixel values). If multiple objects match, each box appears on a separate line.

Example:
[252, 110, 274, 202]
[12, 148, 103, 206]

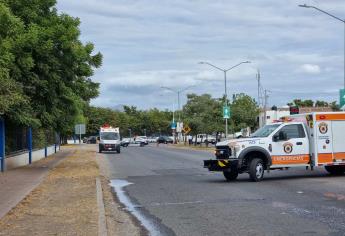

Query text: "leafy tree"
[0, 0, 103, 137]
[231, 93, 259, 130]
[183, 94, 224, 135]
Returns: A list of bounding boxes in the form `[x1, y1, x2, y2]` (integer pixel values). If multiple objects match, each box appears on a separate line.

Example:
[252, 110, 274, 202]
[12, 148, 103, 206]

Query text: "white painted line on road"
[149, 200, 204, 206]
[96, 177, 108, 236]
[110, 179, 160, 236]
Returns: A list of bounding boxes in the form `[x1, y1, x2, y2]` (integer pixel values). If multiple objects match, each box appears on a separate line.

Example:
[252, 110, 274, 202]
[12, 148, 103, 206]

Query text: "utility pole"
[264, 90, 270, 125]
[257, 69, 261, 107]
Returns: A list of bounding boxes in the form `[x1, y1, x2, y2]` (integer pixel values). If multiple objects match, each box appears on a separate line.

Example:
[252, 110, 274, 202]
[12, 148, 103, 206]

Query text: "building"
[259, 106, 333, 127]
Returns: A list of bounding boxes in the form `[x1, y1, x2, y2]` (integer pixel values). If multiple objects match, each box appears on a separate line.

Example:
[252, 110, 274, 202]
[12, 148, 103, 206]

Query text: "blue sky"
[56, 0, 345, 110]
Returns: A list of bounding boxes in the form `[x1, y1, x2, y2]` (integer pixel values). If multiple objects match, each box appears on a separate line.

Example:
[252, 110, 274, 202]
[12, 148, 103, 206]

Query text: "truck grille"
[215, 146, 231, 159]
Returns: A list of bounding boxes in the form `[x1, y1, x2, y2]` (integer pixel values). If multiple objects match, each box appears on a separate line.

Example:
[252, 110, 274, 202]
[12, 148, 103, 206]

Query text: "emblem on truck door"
[318, 122, 328, 134]
[283, 143, 293, 154]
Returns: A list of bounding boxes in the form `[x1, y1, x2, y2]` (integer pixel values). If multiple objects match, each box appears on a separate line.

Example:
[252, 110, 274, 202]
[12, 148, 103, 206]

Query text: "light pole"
[161, 85, 195, 122]
[299, 4, 345, 89]
[199, 61, 251, 138]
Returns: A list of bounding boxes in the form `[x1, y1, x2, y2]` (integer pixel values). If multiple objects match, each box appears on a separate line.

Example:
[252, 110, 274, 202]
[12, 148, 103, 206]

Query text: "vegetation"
[287, 99, 339, 111]
[85, 93, 260, 138]
[0, 0, 102, 147]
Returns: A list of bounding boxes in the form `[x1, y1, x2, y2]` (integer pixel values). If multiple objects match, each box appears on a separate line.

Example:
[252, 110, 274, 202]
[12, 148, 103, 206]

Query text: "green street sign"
[340, 89, 345, 109]
[223, 106, 230, 119]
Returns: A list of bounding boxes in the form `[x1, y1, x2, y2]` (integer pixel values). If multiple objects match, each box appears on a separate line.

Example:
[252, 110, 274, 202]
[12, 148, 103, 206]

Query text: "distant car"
[135, 136, 149, 145]
[147, 137, 157, 143]
[157, 136, 174, 144]
[121, 138, 130, 147]
[87, 136, 97, 144]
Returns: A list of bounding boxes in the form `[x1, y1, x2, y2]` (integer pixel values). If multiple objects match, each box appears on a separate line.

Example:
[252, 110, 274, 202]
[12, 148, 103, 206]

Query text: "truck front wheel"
[249, 158, 264, 182]
[325, 166, 345, 175]
[223, 169, 238, 181]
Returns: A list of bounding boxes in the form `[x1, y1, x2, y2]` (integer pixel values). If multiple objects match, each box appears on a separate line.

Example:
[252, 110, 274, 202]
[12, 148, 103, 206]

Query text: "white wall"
[259, 110, 290, 127]
[5, 145, 59, 170]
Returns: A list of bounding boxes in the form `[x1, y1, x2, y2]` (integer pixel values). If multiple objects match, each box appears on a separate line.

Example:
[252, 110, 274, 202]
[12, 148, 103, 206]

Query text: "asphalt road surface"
[100, 144, 345, 236]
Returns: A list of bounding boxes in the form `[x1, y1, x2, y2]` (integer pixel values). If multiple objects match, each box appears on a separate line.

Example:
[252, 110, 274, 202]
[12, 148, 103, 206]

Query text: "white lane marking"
[109, 179, 160, 236]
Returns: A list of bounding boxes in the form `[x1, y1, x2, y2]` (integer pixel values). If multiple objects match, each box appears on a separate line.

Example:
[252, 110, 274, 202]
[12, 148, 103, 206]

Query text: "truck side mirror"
[279, 131, 288, 141]
[273, 131, 288, 142]
[273, 135, 279, 142]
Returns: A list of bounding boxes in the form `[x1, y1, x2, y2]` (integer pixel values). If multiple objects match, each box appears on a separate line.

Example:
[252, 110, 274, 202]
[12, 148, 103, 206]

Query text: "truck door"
[271, 124, 310, 166]
[315, 121, 334, 164]
[331, 121, 345, 162]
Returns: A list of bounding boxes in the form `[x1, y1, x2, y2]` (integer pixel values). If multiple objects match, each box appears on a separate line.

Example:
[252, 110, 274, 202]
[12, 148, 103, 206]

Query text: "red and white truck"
[204, 112, 345, 181]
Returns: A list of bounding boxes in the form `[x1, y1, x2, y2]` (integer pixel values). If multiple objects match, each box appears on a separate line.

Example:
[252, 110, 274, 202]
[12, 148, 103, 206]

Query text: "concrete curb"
[96, 177, 107, 236]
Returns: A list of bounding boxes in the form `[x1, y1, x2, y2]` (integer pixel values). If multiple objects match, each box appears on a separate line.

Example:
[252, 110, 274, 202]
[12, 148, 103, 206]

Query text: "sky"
[56, 0, 345, 110]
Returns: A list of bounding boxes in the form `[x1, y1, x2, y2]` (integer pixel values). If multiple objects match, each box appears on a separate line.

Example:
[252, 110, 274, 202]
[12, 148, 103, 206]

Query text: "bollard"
[0, 119, 5, 172]
[27, 127, 32, 164]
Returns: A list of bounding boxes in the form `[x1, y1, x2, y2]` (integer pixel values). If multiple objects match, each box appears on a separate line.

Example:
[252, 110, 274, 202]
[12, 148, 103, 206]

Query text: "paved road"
[100, 144, 345, 236]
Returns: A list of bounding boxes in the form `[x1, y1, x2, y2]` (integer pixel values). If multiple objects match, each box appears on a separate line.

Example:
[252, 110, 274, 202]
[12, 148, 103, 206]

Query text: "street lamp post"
[161, 85, 195, 122]
[199, 61, 251, 138]
[161, 85, 195, 143]
[299, 4, 345, 89]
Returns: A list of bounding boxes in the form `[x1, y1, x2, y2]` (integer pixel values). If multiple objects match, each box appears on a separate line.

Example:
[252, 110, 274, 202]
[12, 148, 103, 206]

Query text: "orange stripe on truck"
[272, 155, 309, 165]
[316, 114, 345, 121]
[334, 152, 345, 160]
[318, 153, 333, 163]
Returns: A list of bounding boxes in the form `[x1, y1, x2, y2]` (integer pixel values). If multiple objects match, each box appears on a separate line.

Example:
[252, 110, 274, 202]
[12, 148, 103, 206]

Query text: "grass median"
[0, 146, 99, 236]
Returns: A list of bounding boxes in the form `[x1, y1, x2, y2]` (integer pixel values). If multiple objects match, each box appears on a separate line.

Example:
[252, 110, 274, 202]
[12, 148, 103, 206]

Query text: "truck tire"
[223, 169, 238, 181]
[116, 148, 121, 154]
[325, 166, 345, 175]
[249, 158, 264, 182]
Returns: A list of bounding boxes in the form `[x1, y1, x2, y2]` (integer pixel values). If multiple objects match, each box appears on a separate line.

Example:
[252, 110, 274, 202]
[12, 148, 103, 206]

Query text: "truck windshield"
[100, 132, 119, 140]
[251, 124, 281, 138]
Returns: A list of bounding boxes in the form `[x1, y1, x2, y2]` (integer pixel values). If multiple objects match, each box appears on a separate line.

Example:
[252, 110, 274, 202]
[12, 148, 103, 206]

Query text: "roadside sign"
[75, 124, 86, 135]
[171, 122, 177, 129]
[340, 89, 345, 109]
[289, 106, 299, 115]
[176, 122, 183, 133]
[223, 106, 230, 119]
[183, 125, 191, 134]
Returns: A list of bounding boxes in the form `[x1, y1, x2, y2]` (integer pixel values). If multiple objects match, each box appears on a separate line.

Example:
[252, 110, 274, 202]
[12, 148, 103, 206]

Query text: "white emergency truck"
[99, 125, 121, 153]
[204, 112, 345, 182]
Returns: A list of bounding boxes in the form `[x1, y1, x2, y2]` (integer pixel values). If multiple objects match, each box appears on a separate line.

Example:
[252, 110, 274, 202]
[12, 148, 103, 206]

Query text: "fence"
[0, 118, 60, 172]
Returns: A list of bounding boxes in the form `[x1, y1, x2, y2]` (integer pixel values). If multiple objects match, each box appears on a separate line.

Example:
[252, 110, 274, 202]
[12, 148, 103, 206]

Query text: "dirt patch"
[0, 145, 144, 236]
[0, 147, 99, 236]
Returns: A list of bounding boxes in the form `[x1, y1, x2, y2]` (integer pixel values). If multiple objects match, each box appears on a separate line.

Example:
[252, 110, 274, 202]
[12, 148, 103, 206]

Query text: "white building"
[259, 106, 333, 127]
[259, 107, 290, 127]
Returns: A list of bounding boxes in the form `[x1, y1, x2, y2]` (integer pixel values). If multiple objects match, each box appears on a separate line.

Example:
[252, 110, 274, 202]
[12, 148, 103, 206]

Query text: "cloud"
[299, 64, 321, 74]
[56, 0, 345, 109]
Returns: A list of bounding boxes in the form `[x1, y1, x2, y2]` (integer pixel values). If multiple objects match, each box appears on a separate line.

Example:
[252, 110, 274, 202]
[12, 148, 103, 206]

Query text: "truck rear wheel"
[223, 169, 238, 181]
[249, 158, 264, 182]
[325, 166, 345, 175]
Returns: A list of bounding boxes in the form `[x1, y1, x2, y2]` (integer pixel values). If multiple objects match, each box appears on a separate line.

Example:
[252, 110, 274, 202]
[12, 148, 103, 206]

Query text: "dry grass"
[0, 148, 99, 236]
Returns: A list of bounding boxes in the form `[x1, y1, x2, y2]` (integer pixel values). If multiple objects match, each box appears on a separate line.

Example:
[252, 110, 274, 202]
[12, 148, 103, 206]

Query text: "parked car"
[135, 136, 149, 145]
[83, 137, 88, 143]
[87, 136, 97, 144]
[121, 138, 130, 147]
[195, 134, 216, 144]
[157, 136, 174, 144]
[147, 137, 157, 143]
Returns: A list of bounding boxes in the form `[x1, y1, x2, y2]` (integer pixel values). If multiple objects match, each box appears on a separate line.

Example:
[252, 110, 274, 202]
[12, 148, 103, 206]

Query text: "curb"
[96, 177, 107, 236]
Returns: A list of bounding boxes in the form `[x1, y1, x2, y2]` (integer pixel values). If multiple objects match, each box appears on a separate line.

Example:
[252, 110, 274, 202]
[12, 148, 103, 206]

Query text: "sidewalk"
[0, 145, 142, 236]
[0, 148, 71, 219]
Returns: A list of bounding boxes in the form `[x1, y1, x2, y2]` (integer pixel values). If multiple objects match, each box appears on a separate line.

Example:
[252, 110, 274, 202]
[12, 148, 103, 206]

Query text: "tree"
[183, 94, 224, 135]
[231, 94, 259, 130]
[0, 0, 103, 135]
